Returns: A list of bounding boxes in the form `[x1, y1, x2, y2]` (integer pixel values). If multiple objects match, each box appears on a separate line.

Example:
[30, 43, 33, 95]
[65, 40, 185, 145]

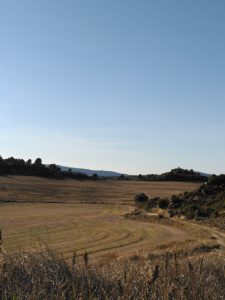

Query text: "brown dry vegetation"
[2, 202, 217, 261]
[0, 176, 224, 299]
[0, 176, 199, 205]
[0, 248, 224, 300]
[0, 176, 204, 260]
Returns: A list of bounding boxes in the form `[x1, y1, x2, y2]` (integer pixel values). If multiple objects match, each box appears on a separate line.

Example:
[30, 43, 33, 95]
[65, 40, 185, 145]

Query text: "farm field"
[0, 203, 189, 260]
[0, 176, 215, 261]
[0, 176, 200, 205]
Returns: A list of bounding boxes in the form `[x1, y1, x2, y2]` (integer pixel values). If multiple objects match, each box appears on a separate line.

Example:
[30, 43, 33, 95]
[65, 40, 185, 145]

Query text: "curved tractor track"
[0, 203, 191, 260]
[0, 177, 220, 260]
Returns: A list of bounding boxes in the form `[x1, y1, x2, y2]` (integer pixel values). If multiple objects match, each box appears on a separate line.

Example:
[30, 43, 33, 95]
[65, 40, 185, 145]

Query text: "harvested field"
[0, 176, 215, 261]
[0, 176, 200, 205]
[0, 202, 192, 260]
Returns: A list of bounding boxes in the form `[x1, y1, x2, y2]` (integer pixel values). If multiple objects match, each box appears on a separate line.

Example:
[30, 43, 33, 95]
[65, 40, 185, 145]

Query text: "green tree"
[34, 158, 42, 166]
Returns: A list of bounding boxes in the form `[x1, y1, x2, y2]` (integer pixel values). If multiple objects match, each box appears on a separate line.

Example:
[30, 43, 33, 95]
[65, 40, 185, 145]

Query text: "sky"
[0, 0, 225, 174]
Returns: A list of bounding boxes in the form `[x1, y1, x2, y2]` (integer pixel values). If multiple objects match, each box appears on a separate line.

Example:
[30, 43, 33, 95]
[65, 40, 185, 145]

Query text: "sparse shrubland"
[140, 174, 225, 230]
[168, 177, 225, 223]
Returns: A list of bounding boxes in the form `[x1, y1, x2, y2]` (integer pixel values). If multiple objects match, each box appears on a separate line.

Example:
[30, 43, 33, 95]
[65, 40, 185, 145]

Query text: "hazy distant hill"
[57, 165, 211, 179]
[197, 171, 212, 177]
[58, 165, 123, 177]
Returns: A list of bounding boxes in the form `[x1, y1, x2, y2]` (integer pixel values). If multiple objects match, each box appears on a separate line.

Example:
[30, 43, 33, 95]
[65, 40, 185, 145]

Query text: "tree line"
[0, 156, 95, 179]
[125, 168, 208, 182]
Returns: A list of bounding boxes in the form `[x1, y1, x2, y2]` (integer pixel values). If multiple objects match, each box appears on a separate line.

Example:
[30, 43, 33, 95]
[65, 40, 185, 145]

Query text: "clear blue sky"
[0, 0, 225, 174]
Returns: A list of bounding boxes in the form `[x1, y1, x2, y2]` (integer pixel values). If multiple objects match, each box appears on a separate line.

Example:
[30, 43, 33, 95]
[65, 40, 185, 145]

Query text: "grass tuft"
[0, 248, 224, 299]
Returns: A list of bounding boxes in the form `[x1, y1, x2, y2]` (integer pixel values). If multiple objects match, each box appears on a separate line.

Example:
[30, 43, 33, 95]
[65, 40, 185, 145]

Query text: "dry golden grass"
[0, 202, 194, 260]
[0, 176, 224, 299]
[0, 176, 199, 204]
[0, 176, 219, 261]
[0, 248, 224, 300]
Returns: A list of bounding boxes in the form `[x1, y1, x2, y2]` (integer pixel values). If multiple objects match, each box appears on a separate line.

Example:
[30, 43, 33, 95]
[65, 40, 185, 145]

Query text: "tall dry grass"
[0, 242, 224, 300]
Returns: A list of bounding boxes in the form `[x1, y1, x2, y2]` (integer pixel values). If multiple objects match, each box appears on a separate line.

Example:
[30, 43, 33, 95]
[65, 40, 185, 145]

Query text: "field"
[0, 176, 200, 205]
[0, 176, 219, 261]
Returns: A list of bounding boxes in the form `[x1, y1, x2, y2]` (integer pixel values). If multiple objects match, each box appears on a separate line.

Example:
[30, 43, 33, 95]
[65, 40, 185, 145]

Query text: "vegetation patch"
[0, 249, 224, 300]
[139, 174, 225, 230]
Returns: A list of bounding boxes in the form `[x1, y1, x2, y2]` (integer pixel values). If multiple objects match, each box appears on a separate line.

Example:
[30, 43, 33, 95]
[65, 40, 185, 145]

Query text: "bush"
[158, 198, 169, 209]
[195, 209, 209, 218]
[181, 204, 198, 219]
[134, 193, 150, 209]
[170, 195, 183, 209]
[134, 193, 148, 204]
[147, 197, 159, 209]
[208, 174, 225, 185]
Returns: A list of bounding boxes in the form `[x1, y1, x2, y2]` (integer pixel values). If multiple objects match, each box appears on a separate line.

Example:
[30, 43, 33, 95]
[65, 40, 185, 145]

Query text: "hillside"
[58, 165, 123, 177]
[0, 156, 211, 183]
[140, 174, 225, 230]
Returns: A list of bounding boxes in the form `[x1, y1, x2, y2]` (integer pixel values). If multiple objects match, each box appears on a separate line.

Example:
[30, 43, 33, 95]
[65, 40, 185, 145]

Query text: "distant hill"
[0, 155, 213, 180]
[197, 171, 212, 177]
[57, 166, 211, 180]
[58, 165, 124, 177]
[142, 168, 209, 182]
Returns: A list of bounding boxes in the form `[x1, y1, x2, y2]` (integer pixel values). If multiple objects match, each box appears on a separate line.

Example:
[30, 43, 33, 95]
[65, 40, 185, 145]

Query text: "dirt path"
[171, 217, 225, 248]
[141, 211, 225, 254]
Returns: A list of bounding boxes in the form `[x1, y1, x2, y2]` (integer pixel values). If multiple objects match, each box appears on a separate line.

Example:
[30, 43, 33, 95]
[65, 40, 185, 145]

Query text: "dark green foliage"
[208, 174, 225, 185]
[146, 168, 208, 182]
[167, 176, 225, 220]
[138, 174, 145, 180]
[34, 158, 42, 166]
[0, 155, 91, 180]
[158, 198, 169, 209]
[170, 195, 183, 208]
[181, 204, 198, 219]
[134, 193, 149, 209]
[134, 193, 149, 205]
[146, 197, 160, 209]
[92, 173, 98, 180]
[118, 174, 129, 180]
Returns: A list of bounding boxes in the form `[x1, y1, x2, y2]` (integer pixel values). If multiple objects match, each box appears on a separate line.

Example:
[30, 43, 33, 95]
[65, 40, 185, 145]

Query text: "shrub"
[147, 197, 159, 209]
[158, 198, 169, 209]
[208, 174, 225, 185]
[134, 193, 149, 208]
[181, 204, 198, 219]
[170, 195, 183, 208]
[134, 193, 148, 204]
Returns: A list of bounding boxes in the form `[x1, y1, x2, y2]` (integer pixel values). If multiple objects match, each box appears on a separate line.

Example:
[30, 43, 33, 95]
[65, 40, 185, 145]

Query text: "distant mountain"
[58, 165, 124, 177]
[57, 165, 212, 179]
